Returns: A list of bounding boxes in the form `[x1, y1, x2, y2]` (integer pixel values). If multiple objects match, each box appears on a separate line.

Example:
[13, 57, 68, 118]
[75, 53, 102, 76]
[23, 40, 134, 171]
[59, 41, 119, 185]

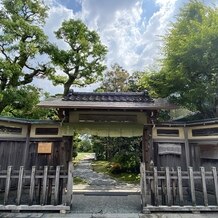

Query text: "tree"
[1, 86, 57, 119]
[96, 64, 129, 92]
[47, 19, 107, 96]
[146, 0, 218, 118]
[0, 0, 51, 113]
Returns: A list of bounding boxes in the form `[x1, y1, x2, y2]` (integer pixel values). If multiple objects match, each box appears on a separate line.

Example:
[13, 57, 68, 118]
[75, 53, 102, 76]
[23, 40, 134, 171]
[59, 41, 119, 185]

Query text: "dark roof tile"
[64, 90, 154, 103]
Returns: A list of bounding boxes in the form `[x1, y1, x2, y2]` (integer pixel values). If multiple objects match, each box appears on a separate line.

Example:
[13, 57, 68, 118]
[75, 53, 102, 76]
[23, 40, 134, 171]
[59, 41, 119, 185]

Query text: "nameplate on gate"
[37, 142, 52, 154]
[158, 143, 181, 155]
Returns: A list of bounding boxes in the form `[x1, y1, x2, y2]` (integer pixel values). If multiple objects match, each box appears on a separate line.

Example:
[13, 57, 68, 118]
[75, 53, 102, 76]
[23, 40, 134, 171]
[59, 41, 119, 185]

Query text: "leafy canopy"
[48, 19, 108, 96]
[144, 0, 218, 118]
[0, 0, 51, 113]
[96, 64, 129, 92]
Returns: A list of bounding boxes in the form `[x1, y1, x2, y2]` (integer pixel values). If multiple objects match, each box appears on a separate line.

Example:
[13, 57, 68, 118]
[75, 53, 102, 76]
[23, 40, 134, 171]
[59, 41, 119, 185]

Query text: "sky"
[34, 0, 217, 94]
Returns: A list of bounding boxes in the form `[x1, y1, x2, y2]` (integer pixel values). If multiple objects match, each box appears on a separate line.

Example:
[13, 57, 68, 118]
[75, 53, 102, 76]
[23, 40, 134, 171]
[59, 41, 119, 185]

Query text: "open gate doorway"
[72, 136, 142, 214]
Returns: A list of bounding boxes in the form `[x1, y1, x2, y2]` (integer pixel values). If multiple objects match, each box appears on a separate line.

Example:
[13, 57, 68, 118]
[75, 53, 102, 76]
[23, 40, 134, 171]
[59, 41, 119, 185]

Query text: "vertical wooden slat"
[41, 166, 48, 205]
[29, 166, 36, 205]
[47, 166, 53, 204]
[177, 167, 184, 206]
[188, 167, 196, 206]
[171, 168, 176, 205]
[66, 162, 73, 206]
[160, 167, 166, 205]
[184, 128, 190, 168]
[153, 167, 159, 206]
[17, 166, 24, 205]
[212, 167, 218, 205]
[4, 166, 12, 205]
[22, 124, 31, 168]
[165, 167, 171, 206]
[200, 167, 208, 206]
[54, 166, 60, 205]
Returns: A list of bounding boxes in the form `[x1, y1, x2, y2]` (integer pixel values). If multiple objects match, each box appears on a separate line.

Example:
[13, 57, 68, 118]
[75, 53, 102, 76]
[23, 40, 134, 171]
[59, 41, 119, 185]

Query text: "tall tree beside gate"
[140, 0, 218, 118]
[0, 0, 52, 113]
[47, 19, 108, 96]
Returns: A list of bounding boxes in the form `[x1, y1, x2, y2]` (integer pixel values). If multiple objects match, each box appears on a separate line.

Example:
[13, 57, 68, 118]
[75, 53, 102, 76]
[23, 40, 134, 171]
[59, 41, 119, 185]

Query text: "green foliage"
[92, 136, 141, 173]
[78, 138, 93, 152]
[128, 71, 159, 97]
[112, 151, 141, 173]
[47, 19, 108, 96]
[145, 0, 218, 118]
[1, 85, 57, 119]
[73, 176, 87, 185]
[96, 64, 129, 92]
[0, 0, 52, 114]
[72, 133, 81, 159]
[92, 161, 140, 184]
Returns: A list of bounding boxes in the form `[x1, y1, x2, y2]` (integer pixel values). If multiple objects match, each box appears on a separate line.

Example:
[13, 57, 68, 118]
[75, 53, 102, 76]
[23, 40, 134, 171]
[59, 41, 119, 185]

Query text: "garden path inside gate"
[72, 153, 141, 213]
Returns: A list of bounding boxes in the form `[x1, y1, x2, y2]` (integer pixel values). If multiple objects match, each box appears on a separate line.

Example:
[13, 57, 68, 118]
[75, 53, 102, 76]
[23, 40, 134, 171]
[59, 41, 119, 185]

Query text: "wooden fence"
[140, 163, 218, 213]
[0, 162, 73, 212]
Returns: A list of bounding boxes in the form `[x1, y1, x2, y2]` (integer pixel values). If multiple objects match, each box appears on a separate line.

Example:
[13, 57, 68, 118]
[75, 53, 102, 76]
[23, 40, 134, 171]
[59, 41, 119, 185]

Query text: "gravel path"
[73, 153, 139, 190]
[72, 153, 141, 214]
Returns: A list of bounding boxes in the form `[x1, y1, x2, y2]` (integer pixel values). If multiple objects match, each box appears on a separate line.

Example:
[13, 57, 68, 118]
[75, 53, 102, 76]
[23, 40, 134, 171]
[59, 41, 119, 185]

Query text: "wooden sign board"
[158, 143, 182, 155]
[37, 142, 52, 154]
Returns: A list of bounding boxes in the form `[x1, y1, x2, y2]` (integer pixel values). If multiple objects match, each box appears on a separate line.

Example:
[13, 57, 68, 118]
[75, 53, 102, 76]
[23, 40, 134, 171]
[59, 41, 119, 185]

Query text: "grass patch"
[91, 160, 140, 184]
[73, 176, 88, 185]
[73, 152, 93, 166]
[91, 161, 111, 174]
[110, 172, 140, 184]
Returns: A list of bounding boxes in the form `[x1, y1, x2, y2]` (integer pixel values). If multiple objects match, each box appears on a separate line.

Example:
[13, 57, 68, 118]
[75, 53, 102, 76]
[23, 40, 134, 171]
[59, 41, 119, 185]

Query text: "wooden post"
[171, 168, 177, 205]
[165, 167, 171, 206]
[143, 125, 153, 170]
[160, 167, 166, 205]
[66, 162, 73, 207]
[22, 124, 31, 168]
[54, 166, 60, 205]
[4, 166, 12, 205]
[41, 166, 48, 205]
[177, 167, 184, 206]
[212, 167, 218, 205]
[184, 127, 190, 168]
[29, 166, 36, 205]
[140, 163, 145, 207]
[188, 167, 196, 206]
[153, 167, 159, 206]
[17, 166, 24, 205]
[200, 167, 208, 206]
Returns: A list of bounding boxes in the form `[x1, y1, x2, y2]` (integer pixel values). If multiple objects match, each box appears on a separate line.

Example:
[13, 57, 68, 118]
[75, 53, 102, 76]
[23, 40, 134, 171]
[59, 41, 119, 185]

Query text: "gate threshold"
[73, 189, 140, 196]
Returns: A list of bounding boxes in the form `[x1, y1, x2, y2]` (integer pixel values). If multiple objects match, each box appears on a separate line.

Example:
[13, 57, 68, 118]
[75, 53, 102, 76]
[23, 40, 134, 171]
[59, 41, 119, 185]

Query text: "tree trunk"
[63, 79, 74, 97]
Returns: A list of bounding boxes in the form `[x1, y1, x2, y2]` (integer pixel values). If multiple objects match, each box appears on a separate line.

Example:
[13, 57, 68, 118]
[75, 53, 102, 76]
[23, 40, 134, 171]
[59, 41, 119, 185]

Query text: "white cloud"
[34, 0, 205, 93]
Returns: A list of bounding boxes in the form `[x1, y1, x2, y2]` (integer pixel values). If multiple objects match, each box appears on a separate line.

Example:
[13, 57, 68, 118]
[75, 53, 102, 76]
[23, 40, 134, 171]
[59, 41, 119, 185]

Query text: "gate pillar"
[142, 125, 153, 170]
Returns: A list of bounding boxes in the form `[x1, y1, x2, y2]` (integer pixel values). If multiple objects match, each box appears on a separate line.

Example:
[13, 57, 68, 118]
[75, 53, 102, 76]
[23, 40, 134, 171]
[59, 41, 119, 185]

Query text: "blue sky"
[35, 0, 218, 93]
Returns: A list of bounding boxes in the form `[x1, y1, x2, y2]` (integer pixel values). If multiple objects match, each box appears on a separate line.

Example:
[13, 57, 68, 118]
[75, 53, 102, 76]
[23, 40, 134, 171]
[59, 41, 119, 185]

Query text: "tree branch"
[0, 44, 11, 61]
[19, 64, 48, 85]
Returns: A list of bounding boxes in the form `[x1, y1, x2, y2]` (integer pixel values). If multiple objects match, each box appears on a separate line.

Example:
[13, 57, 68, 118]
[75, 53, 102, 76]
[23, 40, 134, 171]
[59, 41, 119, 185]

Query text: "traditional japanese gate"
[2, 90, 218, 213]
